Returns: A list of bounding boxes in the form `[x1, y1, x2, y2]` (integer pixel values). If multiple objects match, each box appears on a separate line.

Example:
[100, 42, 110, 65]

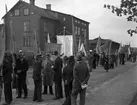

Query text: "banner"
[79, 43, 87, 56]
[57, 35, 73, 57]
[100, 40, 111, 54]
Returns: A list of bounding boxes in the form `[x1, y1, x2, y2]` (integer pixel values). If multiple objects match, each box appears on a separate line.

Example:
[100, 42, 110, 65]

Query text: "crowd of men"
[0, 49, 136, 105]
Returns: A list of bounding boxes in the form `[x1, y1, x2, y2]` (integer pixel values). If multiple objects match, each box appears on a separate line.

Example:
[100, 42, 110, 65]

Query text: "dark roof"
[89, 37, 120, 45]
[2, 1, 90, 24]
[45, 9, 90, 24]
[2, 1, 58, 21]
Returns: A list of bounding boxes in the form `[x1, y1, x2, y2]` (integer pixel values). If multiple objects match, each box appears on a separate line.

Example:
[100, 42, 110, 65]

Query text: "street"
[0, 62, 137, 105]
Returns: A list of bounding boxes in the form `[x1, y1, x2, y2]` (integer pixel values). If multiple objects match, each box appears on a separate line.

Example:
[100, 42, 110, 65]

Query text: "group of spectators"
[0, 50, 91, 105]
[0, 49, 136, 105]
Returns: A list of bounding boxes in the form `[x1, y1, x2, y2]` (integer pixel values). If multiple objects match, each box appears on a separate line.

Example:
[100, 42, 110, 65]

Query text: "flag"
[79, 43, 87, 56]
[107, 40, 112, 55]
[47, 33, 50, 43]
[78, 37, 81, 52]
[5, 4, 8, 13]
[118, 43, 122, 53]
[128, 46, 131, 55]
[100, 40, 111, 54]
[96, 36, 101, 54]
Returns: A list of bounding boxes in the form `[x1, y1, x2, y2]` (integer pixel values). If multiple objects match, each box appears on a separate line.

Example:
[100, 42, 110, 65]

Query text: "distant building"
[89, 37, 120, 53]
[2, 0, 89, 54]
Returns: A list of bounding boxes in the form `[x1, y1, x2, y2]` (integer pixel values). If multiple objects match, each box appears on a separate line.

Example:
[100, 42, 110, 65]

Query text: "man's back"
[73, 61, 90, 87]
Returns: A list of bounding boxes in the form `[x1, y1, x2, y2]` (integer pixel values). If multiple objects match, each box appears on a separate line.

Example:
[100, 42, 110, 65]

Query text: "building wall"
[39, 17, 57, 51]
[73, 17, 89, 51]
[4, 2, 40, 53]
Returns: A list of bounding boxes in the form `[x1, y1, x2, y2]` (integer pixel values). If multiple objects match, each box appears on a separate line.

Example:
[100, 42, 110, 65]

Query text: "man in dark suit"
[32, 54, 43, 102]
[15, 51, 28, 99]
[52, 51, 63, 100]
[2, 53, 13, 105]
[71, 54, 90, 105]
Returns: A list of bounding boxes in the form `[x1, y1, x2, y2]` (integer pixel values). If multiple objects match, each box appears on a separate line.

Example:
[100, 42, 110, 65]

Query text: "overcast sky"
[0, 0, 137, 47]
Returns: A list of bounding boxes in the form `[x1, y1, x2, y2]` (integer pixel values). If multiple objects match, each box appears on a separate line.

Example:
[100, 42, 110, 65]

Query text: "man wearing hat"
[32, 54, 43, 102]
[71, 54, 90, 105]
[52, 51, 63, 100]
[15, 51, 28, 99]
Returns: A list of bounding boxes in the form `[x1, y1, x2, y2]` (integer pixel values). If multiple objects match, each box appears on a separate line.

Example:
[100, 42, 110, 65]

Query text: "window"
[44, 22, 46, 32]
[74, 26, 78, 34]
[15, 9, 20, 16]
[24, 21, 30, 32]
[23, 36, 30, 47]
[24, 8, 29, 15]
[78, 27, 80, 35]
[63, 17, 66, 21]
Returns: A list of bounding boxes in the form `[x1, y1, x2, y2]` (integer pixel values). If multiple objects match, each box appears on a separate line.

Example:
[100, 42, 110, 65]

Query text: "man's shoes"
[37, 99, 44, 102]
[33, 99, 37, 102]
[16, 96, 21, 98]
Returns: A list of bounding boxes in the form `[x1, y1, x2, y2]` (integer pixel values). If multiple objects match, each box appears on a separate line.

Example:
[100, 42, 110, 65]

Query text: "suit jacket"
[73, 61, 90, 89]
[63, 63, 73, 84]
[53, 56, 63, 82]
[3, 57, 13, 83]
[15, 58, 28, 77]
[33, 60, 42, 80]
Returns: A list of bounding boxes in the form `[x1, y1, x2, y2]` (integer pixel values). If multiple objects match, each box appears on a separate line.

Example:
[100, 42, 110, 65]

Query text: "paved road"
[0, 62, 137, 105]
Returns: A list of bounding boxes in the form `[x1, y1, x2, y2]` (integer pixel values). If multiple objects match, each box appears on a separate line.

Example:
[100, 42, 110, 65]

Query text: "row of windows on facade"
[74, 26, 87, 36]
[10, 8, 29, 16]
[23, 21, 47, 32]
[75, 20, 87, 26]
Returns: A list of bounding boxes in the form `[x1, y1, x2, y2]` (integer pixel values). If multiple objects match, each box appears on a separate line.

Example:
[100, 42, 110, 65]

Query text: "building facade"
[89, 37, 120, 53]
[2, 0, 89, 54]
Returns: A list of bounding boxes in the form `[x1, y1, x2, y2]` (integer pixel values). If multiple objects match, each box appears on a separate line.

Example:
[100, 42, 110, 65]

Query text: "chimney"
[46, 4, 51, 10]
[30, 0, 35, 5]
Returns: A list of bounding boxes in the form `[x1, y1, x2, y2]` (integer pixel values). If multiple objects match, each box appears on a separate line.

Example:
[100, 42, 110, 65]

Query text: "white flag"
[47, 33, 50, 43]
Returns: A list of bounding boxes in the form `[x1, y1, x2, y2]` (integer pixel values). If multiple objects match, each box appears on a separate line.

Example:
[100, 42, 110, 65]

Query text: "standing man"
[33, 54, 43, 102]
[2, 53, 13, 105]
[52, 51, 63, 100]
[15, 51, 28, 99]
[42, 54, 54, 95]
[71, 54, 90, 105]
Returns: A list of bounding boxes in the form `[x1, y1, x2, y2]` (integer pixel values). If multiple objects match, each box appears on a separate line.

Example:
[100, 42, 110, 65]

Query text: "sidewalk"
[0, 62, 136, 105]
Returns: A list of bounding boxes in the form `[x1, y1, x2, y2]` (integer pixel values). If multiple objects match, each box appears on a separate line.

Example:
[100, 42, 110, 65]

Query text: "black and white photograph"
[0, 0, 137, 105]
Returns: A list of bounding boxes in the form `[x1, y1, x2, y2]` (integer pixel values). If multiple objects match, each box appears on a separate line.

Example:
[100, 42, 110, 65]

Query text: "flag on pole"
[118, 43, 122, 53]
[100, 40, 111, 54]
[5, 4, 8, 13]
[47, 33, 50, 43]
[107, 40, 112, 55]
[96, 36, 101, 54]
[79, 43, 87, 56]
[78, 37, 81, 52]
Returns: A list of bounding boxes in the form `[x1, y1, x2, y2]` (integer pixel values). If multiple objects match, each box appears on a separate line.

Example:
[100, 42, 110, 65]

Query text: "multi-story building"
[2, 0, 89, 54]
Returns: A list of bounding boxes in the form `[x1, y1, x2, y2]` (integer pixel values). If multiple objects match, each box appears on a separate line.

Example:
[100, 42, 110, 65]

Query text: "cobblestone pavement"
[0, 62, 137, 105]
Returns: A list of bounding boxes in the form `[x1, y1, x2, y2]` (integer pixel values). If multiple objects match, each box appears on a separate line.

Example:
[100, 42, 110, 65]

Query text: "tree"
[104, 0, 137, 37]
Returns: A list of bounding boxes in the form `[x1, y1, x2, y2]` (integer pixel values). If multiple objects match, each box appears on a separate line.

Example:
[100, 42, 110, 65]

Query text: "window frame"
[23, 36, 30, 47]
[24, 20, 30, 32]
[14, 9, 20, 16]
[23, 8, 29, 16]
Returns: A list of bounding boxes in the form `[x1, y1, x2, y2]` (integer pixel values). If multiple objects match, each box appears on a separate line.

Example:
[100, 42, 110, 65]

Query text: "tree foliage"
[104, 0, 137, 36]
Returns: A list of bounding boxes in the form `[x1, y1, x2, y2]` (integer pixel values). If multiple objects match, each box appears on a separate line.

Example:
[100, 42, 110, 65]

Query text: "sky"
[0, 0, 137, 47]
